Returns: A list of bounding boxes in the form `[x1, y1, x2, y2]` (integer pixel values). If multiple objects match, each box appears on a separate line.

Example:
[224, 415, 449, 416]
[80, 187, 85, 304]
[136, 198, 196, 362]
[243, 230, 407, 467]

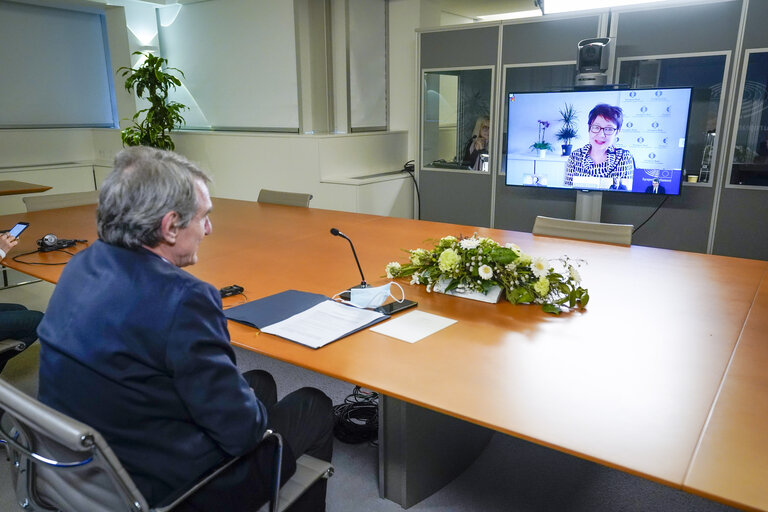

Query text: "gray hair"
[97, 146, 211, 249]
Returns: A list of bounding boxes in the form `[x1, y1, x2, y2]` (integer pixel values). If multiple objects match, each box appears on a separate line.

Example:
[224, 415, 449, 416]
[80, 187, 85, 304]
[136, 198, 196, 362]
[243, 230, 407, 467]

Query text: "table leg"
[378, 395, 493, 508]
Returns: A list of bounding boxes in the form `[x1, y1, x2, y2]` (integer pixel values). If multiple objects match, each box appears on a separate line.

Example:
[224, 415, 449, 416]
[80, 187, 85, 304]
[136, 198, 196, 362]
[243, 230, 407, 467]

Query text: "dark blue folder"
[224, 290, 329, 329]
[224, 290, 389, 348]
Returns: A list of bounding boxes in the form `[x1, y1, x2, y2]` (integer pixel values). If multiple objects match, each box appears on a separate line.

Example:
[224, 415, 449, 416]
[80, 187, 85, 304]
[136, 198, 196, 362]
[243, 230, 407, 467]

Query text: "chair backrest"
[257, 189, 313, 208]
[0, 378, 149, 511]
[22, 190, 99, 212]
[532, 215, 633, 246]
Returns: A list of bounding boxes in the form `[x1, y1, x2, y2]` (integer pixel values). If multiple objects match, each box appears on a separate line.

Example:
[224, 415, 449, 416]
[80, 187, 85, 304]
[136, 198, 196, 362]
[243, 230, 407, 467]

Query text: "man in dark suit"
[645, 177, 666, 194]
[37, 146, 333, 511]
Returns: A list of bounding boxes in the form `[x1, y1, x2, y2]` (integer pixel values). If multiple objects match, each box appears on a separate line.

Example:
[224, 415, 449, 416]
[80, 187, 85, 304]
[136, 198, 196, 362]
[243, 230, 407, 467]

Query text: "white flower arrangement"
[385, 233, 589, 314]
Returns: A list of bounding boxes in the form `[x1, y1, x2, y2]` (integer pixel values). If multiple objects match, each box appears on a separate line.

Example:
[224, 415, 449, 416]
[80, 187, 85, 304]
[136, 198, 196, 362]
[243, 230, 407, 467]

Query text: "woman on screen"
[462, 115, 490, 170]
[564, 104, 634, 188]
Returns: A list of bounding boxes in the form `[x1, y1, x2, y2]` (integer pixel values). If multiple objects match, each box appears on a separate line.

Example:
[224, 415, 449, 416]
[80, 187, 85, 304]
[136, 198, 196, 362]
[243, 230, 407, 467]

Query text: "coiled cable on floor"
[333, 386, 379, 444]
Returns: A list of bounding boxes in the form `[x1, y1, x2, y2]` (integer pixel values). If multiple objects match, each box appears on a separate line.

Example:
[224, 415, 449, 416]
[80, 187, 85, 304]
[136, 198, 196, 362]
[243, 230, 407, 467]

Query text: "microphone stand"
[330, 228, 368, 291]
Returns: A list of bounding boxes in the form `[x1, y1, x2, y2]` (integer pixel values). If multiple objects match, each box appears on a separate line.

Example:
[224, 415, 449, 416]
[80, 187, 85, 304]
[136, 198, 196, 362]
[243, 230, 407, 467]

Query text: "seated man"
[37, 146, 333, 511]
[0, 232, 43, 374]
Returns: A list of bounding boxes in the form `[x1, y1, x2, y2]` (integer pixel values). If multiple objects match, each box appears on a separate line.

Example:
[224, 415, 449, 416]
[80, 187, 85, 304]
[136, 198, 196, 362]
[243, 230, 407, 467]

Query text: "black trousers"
[179, 370, 334, 512]
[0, 303, 43, 373]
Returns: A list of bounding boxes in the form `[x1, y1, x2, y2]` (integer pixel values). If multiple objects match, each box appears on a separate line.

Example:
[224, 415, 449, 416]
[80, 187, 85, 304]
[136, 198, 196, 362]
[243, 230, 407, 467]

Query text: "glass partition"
[618, 54, 728, 184]
[730, 50, 768, 186]
[422, 68, 493, 172]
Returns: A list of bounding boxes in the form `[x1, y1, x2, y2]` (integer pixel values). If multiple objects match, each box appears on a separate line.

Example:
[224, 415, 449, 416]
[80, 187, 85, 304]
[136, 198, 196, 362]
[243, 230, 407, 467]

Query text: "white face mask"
[336, 282, 405, 309]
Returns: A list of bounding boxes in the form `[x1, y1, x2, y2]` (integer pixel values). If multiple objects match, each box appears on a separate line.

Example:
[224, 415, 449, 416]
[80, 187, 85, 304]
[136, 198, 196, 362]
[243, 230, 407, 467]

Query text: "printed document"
[261, 300, 386, 349]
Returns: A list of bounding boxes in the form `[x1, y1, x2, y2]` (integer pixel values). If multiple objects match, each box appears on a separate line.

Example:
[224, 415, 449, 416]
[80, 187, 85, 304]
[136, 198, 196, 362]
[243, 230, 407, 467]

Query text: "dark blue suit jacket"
[38, 240, 268, 504]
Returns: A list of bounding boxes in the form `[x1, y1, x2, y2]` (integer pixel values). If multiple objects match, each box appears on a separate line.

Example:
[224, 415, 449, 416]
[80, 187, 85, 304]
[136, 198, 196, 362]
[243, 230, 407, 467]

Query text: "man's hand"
[0, 232, 19, 255]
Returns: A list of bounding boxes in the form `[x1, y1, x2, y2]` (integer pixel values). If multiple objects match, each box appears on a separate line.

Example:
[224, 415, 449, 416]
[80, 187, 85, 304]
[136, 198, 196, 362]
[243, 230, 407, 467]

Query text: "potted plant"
[529, 120, 553, 158]
[555, 103, 578, 156]
[117, 51, 187, 150]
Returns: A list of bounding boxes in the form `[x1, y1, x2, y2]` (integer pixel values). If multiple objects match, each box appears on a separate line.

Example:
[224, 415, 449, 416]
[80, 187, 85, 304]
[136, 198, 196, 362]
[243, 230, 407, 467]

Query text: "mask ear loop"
[331, 290, 351, 303]
[390, 282, 405, 303]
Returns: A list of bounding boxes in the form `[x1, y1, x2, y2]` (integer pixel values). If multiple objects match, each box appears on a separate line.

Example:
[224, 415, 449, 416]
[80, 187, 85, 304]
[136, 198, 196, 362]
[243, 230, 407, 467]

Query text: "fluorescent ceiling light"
[540, 0, 666, 14]
[477, 9, 543, 21]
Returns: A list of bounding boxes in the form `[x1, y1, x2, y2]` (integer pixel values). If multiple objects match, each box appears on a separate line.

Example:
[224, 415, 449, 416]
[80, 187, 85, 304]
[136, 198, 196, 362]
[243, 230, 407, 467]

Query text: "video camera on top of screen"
[576, 38, 612, 87]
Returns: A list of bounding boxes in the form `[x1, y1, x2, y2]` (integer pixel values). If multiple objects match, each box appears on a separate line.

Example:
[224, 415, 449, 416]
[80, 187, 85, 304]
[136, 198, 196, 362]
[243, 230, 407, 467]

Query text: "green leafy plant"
[117, 51, 187, 150]
[555, 103, 579, 145]
[529, 120, 553, 152]
[385, 234, 588, 314]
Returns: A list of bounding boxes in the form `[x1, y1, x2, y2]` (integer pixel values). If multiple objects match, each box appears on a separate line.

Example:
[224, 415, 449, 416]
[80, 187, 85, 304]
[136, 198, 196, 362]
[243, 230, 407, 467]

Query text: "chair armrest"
[152, 456, 241, 512]
[0, 340, 26, 355]
[153, 429, 282, 512]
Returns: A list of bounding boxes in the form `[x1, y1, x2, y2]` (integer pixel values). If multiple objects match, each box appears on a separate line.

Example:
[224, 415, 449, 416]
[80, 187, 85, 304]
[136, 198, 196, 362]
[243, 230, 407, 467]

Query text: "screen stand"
[575, 191, 602, 222]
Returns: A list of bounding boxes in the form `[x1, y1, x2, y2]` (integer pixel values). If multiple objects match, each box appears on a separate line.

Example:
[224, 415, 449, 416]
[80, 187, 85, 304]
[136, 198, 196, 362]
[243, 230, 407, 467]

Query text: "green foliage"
[555, 126, 578, 143]
[555, 103, 578, 144]
[385, 235, 589, 315]
[530, 141, 554, 151]
[117, 51, 187, 151]
[530, 120, 553, 153]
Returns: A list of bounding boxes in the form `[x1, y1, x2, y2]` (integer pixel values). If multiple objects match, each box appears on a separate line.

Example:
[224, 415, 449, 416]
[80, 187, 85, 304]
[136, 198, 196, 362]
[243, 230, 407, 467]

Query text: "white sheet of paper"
[260, 300, 385, 349]
[370, 310, 457, 343]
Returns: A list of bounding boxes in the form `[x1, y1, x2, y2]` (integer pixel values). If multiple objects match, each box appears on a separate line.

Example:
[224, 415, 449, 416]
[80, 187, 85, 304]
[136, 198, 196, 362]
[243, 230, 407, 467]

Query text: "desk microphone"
[330, 228, 368, 289]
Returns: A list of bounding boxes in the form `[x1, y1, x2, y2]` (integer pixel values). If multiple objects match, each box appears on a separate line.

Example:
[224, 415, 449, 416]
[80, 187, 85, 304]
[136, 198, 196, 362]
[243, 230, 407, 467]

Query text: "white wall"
[169, 130, 411, 216]
[389, 0, 441, 160]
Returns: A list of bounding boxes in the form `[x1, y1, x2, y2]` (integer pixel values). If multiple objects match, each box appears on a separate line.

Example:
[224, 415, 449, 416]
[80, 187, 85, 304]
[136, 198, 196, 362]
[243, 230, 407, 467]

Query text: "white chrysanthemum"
[504, 242, 521, 254]
[531, 256, 549, 278]
[385, 262, 401, 279]
[478, 265, 493, 280]
[568, 265, 581, 284]
[460, 237, 480, 250]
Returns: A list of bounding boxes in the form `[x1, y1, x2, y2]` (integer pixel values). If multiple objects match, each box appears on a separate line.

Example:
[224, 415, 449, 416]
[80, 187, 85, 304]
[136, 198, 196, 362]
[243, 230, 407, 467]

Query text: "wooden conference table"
[1, 199, 767, 511]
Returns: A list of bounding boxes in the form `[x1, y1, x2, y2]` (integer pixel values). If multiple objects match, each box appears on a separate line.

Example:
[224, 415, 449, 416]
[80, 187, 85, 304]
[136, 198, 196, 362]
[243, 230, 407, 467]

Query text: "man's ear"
[159, 211, 180, 244]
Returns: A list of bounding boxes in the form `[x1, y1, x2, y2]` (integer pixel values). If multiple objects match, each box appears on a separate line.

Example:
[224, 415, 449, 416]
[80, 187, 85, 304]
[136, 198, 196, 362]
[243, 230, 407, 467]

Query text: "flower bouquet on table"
[385, 234, 589, 314]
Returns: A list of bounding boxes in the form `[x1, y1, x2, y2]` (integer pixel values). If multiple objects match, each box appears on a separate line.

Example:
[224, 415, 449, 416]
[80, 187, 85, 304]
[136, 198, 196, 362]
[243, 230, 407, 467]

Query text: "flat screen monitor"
[504, 87, 693, 195]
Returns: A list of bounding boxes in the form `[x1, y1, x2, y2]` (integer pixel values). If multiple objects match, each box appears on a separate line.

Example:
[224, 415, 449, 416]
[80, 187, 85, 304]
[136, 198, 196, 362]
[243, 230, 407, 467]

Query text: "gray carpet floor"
[0, 279, 740, 512]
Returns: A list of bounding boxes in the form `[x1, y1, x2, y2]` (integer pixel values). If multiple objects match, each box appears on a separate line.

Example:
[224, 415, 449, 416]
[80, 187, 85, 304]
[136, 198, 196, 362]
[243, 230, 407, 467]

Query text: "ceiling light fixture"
[476, 9, 543, 21]
[536, 0, 667, 15]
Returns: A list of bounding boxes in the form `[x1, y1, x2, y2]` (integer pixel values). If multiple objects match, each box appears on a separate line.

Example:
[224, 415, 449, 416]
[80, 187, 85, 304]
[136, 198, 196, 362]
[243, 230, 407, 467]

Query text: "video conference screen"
[504, 87, 693, 196]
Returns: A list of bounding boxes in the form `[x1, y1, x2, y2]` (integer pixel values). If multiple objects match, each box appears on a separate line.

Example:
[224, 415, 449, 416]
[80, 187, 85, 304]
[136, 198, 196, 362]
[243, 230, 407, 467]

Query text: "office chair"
[22, 190, 99, 212]
[0, 340, 26, 357]
[0, 378, 333, 512]
[0, 340, 27, 373]
[257, 189, 313, 208]
[532, 215, 633, 246]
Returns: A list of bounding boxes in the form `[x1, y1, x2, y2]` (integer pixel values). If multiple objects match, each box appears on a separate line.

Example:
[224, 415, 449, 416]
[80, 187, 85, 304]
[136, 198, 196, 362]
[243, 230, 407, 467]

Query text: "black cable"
[11, 248, 76, 265]
[633, 195, 669, 234]
[222, 294, 249, 309]
[332, 386, 379, 444]
[401, 160, 421, 220]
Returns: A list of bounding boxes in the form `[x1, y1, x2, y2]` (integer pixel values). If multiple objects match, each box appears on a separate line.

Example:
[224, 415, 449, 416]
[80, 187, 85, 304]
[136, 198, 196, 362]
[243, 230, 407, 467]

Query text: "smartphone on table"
[375, 299, 417, 315]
